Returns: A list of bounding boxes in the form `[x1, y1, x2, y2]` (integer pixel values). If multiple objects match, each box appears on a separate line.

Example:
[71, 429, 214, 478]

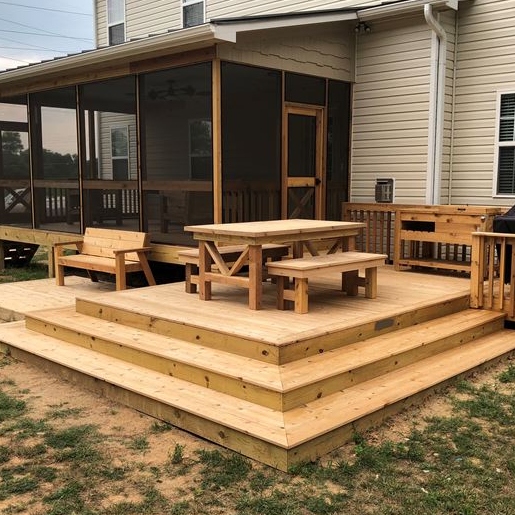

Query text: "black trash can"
[493, 205, 515, 284]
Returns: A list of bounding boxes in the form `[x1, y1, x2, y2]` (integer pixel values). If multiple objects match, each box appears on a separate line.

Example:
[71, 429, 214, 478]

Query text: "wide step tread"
[285, 329, 515, 446]
[1, 321, 288, 447]
[26, 307, 283, 391]
[281, 309, 504, 389]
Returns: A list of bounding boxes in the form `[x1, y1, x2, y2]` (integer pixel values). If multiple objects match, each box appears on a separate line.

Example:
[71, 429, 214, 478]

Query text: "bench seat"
[54, 227, 156, 291]
[266, 251, 387, 314]
[178, 243, 290, 293]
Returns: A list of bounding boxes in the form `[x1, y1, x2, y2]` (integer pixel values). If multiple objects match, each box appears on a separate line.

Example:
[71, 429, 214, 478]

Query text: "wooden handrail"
[342, 203, 424, 262]
[470, 231, 515, 320]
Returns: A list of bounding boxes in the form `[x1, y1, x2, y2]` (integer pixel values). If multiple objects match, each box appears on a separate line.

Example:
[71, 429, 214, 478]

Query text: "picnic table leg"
[294, 278, 309, 314]
[342, 270, 359, 296]
[248, 244, 262, 310]
[198, 241, 212, 301]
[365, 267, 378, 298]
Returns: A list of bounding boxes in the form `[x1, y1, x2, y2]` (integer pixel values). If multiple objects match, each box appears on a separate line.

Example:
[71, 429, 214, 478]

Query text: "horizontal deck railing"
[342, 203, 423, 263]
[470, 232, 515, 321]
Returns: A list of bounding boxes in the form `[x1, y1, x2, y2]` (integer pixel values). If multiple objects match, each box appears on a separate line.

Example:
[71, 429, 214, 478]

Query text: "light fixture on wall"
[354, 21, 371, 34]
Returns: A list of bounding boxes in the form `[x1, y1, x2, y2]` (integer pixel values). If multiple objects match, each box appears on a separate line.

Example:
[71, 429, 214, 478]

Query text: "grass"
[1, 355, 515, 514]
[0, 248, 48, 283]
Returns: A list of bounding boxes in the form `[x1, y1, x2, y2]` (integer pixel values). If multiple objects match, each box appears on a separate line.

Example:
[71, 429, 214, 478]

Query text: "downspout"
[424, 4, 446, 205]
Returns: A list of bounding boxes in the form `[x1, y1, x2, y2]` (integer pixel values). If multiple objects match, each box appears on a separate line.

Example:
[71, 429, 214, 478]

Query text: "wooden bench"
[178, 243, 290, 293]
[266, 251, 387, 314]
[54, 227, 156, 291]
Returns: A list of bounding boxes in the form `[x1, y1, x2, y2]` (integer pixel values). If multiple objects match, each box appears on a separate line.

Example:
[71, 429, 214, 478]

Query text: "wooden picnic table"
[184, 219, 365, 310]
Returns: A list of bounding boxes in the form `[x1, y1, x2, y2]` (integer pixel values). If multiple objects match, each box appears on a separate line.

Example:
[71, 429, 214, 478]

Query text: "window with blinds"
[108, 0, 125, 45]
[496, 93, 515, 195]
[183, 0, 205, 28]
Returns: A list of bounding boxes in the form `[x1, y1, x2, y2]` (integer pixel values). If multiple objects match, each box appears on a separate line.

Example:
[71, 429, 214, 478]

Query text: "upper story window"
[108, 0, 125, 45]
[495, 92, 515, 195]
[183, 0, 205, 28]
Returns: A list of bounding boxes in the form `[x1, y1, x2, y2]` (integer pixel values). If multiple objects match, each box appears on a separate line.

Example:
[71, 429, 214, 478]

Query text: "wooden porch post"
[212, 58, 222, 224]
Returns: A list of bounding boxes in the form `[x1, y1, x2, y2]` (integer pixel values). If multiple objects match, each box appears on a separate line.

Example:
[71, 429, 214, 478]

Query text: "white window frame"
[181, 0, 205, 28]
[107, 0, 126, 45]
[110, 125, 129, 180]
[188, 118, 212, 179]
[493, 90, 515, 198]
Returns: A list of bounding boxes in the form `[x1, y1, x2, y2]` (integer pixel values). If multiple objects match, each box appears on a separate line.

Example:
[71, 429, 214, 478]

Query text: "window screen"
[497, 93, 515, 195]
[108, 0, 125, 45]
[183, 0, 204, 28]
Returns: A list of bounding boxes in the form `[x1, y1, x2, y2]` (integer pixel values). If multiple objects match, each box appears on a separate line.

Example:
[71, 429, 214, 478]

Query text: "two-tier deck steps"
[24, 307, 505, 411]
[1, 319, 514, 471]
[74, 290, 471, 364]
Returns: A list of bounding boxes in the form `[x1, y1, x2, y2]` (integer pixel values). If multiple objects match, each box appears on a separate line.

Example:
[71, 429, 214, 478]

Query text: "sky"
[0, 0, 94, 72]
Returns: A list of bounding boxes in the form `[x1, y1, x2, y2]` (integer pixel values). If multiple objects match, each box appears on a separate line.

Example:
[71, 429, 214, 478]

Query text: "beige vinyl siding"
[217, 23, 354, 82]
[450, 0, 515, 206]
[438, 9, 457, 205]
[95, 1, 107, 47]
[207, 0, 382, 18]
[125, 0, 181, 40]
[98, 113, 138, 180]
[95, 0, 386, 46]
[351, 15, 432, 204]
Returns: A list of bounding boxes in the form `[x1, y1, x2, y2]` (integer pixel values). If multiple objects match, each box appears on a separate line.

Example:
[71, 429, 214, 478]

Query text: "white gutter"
[358, 0, 458, 20]
[424, 3, 447, 205]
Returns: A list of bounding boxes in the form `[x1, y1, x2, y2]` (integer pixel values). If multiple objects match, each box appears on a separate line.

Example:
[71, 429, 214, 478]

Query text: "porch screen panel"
[80, 76, 139, 231]
[30, 87, 80, 233]
[285, 72, 326, 106]
[326, 80, 351, 220]
[0, 96, 31, 227]
[140, 62, 213, 245]
[221, 62, 281, 223]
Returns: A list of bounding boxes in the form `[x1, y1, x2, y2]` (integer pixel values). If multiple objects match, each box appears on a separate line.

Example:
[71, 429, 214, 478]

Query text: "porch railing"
[470, 232, 515, 321]
[342, 203, 423, 263]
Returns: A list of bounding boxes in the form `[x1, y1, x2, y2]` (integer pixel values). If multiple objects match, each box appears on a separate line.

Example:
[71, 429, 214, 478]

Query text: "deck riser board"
[25, 315, 285, 411]
[24, 306, 498, 411]
[75, 294, 470, 365]
[5, 345, 290, 471]
[76, 298, 282, 364]
[284, 331, 515, 446]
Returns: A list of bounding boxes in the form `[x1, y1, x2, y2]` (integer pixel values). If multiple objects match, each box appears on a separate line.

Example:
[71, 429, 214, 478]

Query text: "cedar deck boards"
[1, 268, 515, 470]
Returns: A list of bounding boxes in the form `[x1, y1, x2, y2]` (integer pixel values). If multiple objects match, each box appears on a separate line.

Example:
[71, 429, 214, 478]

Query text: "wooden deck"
[1, 267, 515, 470]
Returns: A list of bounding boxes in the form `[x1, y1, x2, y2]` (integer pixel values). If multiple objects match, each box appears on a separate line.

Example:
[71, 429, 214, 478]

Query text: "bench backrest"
[81, 228, 149, 261]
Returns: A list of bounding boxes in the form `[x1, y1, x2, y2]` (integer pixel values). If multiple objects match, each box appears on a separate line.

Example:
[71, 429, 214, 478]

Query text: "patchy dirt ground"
[1, 346, 514, 514]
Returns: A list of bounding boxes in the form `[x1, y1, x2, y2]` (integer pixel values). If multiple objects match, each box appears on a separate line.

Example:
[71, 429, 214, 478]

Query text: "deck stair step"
[72, 289, 471, 365]
[1, 319, 515, 471]
[25, 308, 506, 411]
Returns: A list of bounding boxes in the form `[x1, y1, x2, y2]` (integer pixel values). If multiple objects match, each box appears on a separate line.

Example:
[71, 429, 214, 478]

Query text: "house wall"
[94, 0, 391, 45]
[450, 0, 515, 207]
[350, 14, 433, 204]
[217, 23, 354, 82]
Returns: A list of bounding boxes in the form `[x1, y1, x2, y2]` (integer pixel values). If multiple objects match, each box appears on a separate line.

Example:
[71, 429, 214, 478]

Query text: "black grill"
[493, 206, 515, 283]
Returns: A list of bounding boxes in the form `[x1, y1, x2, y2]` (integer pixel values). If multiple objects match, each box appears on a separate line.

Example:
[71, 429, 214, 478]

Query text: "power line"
[0, 46, 67, 53]
[0, 53, 32, 64]
[0, 1, 91, 17]
[0, 28, 92, 42]
[0, 15, 91, 42]
[0, 34, 71, 53]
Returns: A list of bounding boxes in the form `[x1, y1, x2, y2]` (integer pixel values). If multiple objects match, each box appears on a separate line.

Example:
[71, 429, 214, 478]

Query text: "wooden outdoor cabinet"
[393, 205, 505, 272]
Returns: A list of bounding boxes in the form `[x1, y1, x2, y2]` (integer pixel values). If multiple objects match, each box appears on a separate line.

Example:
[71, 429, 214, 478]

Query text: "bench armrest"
[54, 240, 83, 249]
[112, 246, 152, 255]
